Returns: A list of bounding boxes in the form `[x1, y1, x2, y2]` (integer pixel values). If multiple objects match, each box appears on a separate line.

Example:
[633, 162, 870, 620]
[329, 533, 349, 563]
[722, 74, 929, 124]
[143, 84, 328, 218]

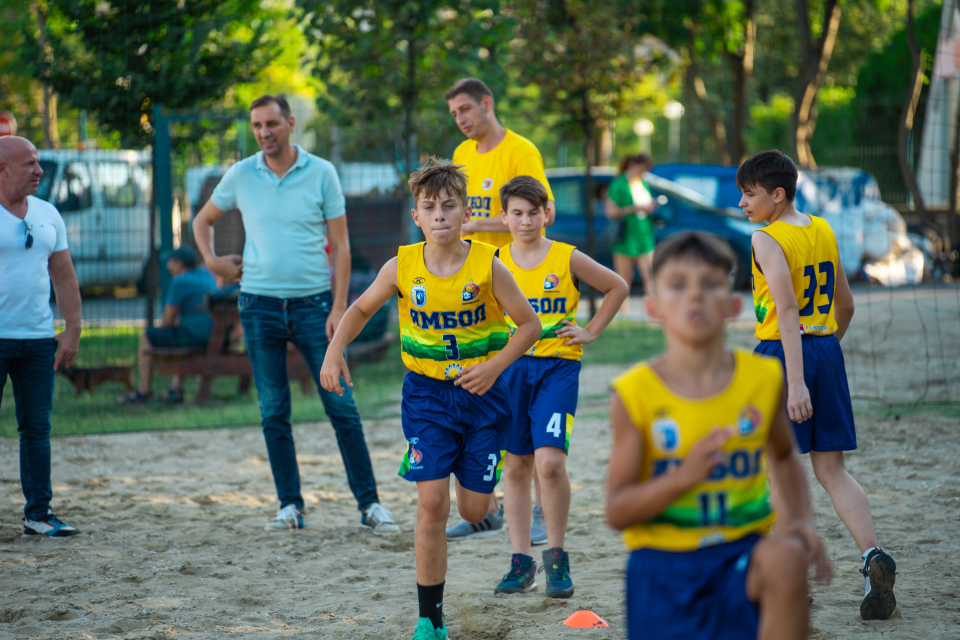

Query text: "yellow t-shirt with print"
[453, 129, 555, 248]
[397, 241, 510, 380]
[612, 350, 782, 552]
[752, 215, 840, 340]
[499, 241, 582, 361]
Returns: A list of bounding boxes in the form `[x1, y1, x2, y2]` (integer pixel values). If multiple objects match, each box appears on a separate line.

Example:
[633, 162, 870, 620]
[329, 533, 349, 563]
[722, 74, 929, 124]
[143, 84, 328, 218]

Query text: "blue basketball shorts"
[754, 334, 857, 454]
[501, 356, 581, 456]
[398, 371, 512, 494]
[626, 535, 761, 640]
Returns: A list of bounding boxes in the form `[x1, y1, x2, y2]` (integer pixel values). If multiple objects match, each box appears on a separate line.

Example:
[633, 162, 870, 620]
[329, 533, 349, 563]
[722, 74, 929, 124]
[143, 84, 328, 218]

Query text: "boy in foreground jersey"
[606, 232, 832, 640]
[739, 150, 897, 620]
[493, 176, 628, 598]
[320, 158, 540, 640]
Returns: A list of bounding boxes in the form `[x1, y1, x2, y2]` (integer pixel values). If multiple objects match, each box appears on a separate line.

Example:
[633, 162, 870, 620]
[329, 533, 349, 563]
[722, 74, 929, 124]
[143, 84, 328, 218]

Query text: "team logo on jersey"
[738, 405, 762, 437]
[413, 277, 425, 284]
[481, 178, 494, 191]
[411, 284, 427, 307]
[543, 274, 560, 291]
[444, 363, 464, 379]
[652, 416, 682, 454]
[462, 282, 480, 303]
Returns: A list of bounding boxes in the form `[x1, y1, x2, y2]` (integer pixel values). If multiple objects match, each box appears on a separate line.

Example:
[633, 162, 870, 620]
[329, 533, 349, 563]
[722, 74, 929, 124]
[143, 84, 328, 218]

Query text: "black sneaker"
[541, 547, 574, 598]
[860, 548, 897, 620]
[23, 511, 80, 538]
[494, 554, 537, 594]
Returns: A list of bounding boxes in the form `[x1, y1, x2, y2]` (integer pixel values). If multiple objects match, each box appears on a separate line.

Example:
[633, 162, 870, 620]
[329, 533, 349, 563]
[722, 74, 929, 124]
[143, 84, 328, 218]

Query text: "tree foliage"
[22, 0, 279, 146]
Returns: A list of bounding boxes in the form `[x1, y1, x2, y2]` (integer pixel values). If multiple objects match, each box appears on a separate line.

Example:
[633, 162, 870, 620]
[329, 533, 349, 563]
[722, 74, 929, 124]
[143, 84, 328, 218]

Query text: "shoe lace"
[44, 514, 65, 527]
[502, 559, 527, 582]
[538, 558, 569, 581]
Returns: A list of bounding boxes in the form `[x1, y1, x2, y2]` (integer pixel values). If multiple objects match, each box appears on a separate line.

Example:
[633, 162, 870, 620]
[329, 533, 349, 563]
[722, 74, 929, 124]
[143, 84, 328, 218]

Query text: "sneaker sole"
[494, 581, 537, 595]
[861, 554, 897, 620]
[545, 585, 575, 599]
[22, 531, 79, 538]
[531, 536, 548, 546]
[447, 527, 502, 540]
[360, 523, 401, 536]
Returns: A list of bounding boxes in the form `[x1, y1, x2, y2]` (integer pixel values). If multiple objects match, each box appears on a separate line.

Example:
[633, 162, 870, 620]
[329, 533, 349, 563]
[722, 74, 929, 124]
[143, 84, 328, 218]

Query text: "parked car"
[37, 149, 153, 288]
[545, 167, 760, 289]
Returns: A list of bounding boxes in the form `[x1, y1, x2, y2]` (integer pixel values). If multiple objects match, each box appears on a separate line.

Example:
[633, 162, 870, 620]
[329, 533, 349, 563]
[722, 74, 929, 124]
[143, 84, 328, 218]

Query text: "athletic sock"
[417, 582, 445, 629]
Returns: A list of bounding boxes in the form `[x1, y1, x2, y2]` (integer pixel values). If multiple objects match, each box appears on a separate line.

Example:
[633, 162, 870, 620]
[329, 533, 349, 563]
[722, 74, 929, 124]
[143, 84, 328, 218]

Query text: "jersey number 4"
[799, 261, 835, 317]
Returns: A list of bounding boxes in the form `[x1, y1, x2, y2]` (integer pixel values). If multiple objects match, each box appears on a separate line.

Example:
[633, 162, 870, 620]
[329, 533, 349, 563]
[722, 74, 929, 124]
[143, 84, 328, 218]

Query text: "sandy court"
[2, 285, 959, 639]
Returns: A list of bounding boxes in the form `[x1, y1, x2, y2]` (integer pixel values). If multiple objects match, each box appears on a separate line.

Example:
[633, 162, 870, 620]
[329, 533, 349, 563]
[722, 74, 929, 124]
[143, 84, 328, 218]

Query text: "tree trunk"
[34, 2, 61, 149]
[402, 34, 418, 243]
[582, 99, 597, 318]
[792, 0, 841, 167]
[725, 0, 755, 164]
[898, 0, 926, 215]
[686, 20, 728, 164]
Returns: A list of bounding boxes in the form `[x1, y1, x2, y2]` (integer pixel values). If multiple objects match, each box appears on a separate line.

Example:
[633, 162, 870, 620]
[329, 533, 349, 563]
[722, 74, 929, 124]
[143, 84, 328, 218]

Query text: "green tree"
[22, 0, 278, 146]
[510, 0, 673, 313]
[297, 0, 507, 174]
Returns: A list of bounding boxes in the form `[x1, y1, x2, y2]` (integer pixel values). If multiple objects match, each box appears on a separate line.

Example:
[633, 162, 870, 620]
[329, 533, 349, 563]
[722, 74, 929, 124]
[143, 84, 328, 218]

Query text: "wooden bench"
[148, 295, 394, 404]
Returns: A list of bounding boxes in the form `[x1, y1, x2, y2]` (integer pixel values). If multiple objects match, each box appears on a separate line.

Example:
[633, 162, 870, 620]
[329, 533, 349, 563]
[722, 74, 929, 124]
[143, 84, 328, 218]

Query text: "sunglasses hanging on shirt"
[23, 219, 33, 249]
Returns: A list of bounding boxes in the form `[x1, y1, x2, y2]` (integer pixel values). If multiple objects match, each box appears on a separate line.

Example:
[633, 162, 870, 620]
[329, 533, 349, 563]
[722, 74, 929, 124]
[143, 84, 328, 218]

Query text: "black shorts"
[146, 326, 208, 349]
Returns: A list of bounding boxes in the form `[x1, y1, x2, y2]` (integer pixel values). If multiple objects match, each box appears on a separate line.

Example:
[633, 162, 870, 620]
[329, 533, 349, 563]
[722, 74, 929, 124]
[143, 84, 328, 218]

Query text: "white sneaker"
[265, 504, 304, 531]
[360, 503, 400, 535]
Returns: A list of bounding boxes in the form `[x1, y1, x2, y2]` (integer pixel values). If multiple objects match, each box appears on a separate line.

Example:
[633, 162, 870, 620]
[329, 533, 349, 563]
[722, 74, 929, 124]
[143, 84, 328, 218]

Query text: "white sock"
[861, 546, 879, 565]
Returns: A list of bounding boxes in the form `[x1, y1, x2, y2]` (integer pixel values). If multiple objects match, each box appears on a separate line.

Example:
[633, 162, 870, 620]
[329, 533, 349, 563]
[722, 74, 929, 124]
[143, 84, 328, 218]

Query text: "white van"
[36, 149, 153, 288]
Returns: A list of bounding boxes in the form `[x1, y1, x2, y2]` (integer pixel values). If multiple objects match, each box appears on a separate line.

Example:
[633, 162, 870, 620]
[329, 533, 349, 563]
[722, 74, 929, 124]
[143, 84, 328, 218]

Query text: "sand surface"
[3, 286, 960, 639]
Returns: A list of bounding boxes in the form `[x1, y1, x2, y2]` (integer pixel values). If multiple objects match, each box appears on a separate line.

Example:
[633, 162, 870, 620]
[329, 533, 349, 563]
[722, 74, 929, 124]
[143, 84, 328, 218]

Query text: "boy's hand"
[556, 319, 597, 346]
[320, 354, 353, 396]
[786, 520, 834, 585]
[454, 360, 502, 396]
[677, 427, 733, 487]
[787, 382, 813, 423]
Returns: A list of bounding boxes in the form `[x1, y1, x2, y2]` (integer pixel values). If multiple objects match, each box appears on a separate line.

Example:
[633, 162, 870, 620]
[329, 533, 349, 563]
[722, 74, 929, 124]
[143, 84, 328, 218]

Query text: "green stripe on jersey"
[401, 333, 511, 362]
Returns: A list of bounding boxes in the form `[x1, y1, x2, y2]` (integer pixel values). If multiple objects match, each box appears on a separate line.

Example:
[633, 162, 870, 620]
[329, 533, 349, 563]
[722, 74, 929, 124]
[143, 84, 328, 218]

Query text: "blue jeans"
[238, 291, 379, 512]
[0, 338, 58, 521]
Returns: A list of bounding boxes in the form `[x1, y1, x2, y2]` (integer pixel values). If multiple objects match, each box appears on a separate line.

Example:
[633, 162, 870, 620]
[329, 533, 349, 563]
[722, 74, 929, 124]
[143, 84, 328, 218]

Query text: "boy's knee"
[504, 454, 535, 482]
[535, 448, 567, 481]
[417, 489, 449, 522]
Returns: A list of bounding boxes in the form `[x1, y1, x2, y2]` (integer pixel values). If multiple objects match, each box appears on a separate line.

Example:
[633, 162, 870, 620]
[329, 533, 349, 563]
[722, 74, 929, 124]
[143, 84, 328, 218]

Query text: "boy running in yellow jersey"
[606, 231, 832, 640]
[320, 158, 540, 640]
[492, 176, 628, 598]
[739, 150, 897, 620]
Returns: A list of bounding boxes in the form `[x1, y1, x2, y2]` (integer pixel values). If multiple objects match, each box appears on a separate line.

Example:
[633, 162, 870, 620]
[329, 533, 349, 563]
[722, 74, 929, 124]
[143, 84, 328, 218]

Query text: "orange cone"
[563, 610, 609, 628]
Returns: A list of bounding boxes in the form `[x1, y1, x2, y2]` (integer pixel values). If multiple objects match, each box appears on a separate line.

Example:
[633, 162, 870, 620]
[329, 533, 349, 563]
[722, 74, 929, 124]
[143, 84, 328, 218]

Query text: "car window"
[96, 161, 137, 207]
[37, 160, 57, 202]
[54, 162, 93, 213]
[551, 180, 583, 218]
[673, 175, 719, 203]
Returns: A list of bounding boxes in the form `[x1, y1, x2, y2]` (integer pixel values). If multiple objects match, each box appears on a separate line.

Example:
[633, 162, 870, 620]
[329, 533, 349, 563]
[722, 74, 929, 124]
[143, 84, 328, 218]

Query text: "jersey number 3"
[799, 261, 835, 317]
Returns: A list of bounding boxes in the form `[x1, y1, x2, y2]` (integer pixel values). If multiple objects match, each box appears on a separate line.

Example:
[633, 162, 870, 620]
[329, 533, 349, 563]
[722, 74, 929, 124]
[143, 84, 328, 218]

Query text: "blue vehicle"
[545, 167, 760, 289]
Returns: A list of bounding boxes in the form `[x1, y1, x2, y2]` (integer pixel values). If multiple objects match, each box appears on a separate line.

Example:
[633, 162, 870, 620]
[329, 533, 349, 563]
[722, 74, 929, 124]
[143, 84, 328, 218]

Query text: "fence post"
[152, 104, 174, 313]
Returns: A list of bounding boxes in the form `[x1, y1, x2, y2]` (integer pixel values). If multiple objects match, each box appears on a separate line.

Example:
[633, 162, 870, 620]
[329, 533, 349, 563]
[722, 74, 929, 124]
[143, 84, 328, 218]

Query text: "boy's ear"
[645, 291, 662, 322]
[410, 207, 421, 228]
[728, 292, 742, 319]
[463, 202, 472, 224]
[773, 187, 785, 204]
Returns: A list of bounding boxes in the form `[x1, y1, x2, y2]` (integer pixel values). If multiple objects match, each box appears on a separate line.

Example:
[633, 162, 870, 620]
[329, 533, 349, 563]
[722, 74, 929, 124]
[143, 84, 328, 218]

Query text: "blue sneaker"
[23, 511, 79, 538]
[530, 504, 548, 546]
[541, 547, 574, 598]
[411, 617, 448, 639]
[494, 554, 538, 594]
[445, 505, 503, 540]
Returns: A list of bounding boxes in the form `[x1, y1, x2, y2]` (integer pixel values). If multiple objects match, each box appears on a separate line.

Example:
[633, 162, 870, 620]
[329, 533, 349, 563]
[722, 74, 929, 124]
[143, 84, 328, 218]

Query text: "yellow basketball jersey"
[499, 241, 582, 361]
[397, 241, 510, 380]
[452, 129, 555, 248]
[612, 350, 782, 552]
[752, 215, 840, 340]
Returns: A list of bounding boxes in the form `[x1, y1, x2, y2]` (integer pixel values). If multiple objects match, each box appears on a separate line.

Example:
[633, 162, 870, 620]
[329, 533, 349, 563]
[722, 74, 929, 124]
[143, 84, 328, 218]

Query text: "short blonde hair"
[408, 157, 469, 207]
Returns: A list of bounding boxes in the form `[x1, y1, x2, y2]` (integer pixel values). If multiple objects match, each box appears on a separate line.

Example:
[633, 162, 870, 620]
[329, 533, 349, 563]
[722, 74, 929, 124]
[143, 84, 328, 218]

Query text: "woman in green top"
[606, 154, 657, 313]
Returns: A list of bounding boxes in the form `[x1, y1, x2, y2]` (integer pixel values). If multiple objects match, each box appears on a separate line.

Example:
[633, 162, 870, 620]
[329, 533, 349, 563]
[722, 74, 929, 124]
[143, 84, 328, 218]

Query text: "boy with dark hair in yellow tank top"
[606, 231, 832, 640]
[738, 150, 897, 620]
[320, 158, 541, 640]
[491, 176, 628, 598]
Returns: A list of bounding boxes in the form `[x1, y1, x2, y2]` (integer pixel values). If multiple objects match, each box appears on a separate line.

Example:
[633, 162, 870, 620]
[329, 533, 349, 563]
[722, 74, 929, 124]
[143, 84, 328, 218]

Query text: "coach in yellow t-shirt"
[446, 78, 555, 248]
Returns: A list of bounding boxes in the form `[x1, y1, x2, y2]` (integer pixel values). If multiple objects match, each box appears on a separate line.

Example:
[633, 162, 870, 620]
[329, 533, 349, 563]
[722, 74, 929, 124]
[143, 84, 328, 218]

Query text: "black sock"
[417, 582, 445, 629]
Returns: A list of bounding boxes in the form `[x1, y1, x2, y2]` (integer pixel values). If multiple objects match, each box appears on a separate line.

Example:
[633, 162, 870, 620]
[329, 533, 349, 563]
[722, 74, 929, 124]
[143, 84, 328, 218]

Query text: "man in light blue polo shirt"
[193, 95, 398, 535]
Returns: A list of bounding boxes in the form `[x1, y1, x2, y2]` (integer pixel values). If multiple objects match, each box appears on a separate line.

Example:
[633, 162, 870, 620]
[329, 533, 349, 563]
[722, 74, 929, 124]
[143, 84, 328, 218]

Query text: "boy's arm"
[455, 258, 540, 395]
[606, 391, 734, 531]
[320, 258, 400, 396]
[753, 232, 812, 423]
[766, 380, 834, 584]
[832, 255, 855, 341]
[557, 250, 629, 346]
